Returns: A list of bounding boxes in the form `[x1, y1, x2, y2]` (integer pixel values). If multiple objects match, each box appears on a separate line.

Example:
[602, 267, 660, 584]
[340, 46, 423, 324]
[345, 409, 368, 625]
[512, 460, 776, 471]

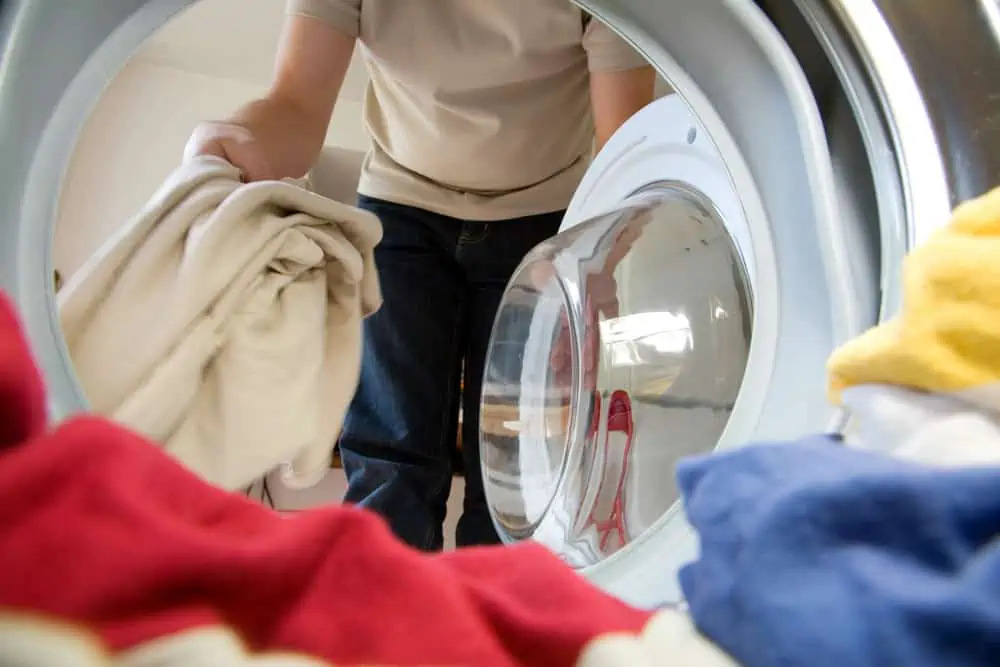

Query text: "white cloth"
[58, 156, 382, 491]
[579, 608, 738, 667]
[841, 385, 1000, 467]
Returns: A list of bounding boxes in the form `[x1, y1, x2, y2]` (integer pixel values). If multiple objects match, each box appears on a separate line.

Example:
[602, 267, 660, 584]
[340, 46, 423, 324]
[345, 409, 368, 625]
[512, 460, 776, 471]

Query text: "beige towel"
[58, 156, 382, 491]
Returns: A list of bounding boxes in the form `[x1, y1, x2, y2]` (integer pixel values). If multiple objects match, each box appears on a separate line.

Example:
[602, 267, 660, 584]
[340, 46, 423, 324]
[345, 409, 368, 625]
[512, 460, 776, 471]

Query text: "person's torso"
[355, 0, 595, 220]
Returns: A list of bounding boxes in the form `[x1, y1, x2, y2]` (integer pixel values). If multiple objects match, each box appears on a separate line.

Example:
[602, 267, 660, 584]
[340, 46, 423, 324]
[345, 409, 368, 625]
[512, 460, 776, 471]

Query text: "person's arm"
[237, 15, 356, 178]
[581, 16, 656, 152]
[189, 7, 358, 180]
[589, 67, 656, 152]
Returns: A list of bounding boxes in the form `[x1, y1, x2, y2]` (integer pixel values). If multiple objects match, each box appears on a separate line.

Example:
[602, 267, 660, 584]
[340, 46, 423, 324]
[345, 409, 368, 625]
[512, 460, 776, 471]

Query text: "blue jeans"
[341, 196, 564, 550]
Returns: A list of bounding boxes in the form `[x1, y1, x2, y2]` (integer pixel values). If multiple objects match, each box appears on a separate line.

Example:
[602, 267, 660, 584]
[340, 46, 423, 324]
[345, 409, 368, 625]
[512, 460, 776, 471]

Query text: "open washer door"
[0, 0, 998, 610]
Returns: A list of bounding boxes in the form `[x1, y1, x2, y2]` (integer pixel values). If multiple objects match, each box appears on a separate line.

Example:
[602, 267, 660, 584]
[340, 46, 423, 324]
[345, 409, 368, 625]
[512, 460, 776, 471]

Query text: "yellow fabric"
[58, 156, 382, 491]
[828, 186, 1000, 405]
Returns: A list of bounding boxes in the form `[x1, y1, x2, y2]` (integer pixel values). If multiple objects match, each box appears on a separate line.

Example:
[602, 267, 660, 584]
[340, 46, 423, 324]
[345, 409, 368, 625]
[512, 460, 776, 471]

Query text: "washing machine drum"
[1, 0, 998, 610]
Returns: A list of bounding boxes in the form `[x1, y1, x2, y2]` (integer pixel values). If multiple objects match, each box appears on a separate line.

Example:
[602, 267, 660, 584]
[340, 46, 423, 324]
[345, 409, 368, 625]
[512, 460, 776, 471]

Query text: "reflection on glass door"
[481, 183, 752, 567]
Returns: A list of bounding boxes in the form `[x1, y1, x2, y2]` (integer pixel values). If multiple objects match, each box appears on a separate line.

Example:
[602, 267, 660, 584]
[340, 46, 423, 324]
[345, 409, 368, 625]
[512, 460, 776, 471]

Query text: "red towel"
[0, 291, 659, 666]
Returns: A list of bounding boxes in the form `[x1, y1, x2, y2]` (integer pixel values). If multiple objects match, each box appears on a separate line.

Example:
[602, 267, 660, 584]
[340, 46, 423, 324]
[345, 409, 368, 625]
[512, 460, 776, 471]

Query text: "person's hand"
[182, 121, 276, 182]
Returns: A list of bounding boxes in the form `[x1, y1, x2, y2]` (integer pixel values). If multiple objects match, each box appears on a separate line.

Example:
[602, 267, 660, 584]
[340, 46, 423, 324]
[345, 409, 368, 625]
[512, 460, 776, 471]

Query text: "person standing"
[185, 0, 655, 550]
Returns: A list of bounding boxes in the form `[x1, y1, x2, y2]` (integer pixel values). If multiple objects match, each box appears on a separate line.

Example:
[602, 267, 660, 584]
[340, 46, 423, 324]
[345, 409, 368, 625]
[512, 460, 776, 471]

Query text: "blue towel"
[677, 436, 1000, 667]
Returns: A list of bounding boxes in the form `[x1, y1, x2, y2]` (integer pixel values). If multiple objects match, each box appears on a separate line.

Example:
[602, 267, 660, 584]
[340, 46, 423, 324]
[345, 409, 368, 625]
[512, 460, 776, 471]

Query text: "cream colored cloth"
[58, 156, 382, 491]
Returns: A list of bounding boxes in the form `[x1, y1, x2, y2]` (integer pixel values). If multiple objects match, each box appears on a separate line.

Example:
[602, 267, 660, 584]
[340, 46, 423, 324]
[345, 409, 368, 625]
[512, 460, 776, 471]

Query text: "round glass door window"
[480, 183, 752, 567]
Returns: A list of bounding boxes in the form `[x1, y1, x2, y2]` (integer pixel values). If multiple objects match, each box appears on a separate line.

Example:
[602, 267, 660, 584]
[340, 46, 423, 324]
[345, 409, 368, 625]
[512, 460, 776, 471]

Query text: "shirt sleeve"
[285, 0, 361, 38]
[581, 15, 650, 73]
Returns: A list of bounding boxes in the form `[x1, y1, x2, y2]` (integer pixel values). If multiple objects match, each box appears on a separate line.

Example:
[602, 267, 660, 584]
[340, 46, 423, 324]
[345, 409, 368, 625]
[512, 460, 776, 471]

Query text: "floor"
[250, 471, 466, 551]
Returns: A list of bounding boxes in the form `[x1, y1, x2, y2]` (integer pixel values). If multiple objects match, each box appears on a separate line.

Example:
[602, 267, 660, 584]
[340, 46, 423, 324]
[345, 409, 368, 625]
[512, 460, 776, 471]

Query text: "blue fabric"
[677, 435, 1000, 667]
[341, 196, 562, 551]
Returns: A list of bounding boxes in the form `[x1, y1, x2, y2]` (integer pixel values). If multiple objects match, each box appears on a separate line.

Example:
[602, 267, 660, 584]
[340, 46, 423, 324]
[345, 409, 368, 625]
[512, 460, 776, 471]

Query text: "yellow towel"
[827, 186, 1000, 466]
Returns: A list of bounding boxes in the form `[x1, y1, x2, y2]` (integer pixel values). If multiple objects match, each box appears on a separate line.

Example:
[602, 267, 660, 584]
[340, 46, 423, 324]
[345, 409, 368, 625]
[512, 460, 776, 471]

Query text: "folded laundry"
[0, 292, 736, 667]
[678, 186, 1000, 667]
[58, 156, 382, 490]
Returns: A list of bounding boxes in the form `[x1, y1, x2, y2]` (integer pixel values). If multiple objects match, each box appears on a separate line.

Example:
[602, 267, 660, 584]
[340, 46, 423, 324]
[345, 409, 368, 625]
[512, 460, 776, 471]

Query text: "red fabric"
[0, 294, 46, 450]
[0, 292, 651, 665]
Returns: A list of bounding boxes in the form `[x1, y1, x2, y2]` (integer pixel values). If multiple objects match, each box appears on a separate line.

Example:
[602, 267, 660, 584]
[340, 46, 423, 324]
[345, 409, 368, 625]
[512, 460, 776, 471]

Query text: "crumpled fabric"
[678, 436, 1000, 667]
[58, 156, 382, 490]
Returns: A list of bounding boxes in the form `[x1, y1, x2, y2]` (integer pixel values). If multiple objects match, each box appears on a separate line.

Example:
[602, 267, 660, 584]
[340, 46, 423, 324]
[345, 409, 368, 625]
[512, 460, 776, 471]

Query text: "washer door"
[0, 0, 998, 609]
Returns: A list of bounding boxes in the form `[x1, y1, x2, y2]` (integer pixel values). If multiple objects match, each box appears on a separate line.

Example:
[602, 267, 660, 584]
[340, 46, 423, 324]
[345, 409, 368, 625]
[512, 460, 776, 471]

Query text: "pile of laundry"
[0, 180, 998, 666]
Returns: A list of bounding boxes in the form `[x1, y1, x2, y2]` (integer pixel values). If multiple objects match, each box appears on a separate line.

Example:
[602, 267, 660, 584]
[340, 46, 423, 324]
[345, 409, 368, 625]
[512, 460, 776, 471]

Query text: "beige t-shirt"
[287, 0, 649, 221]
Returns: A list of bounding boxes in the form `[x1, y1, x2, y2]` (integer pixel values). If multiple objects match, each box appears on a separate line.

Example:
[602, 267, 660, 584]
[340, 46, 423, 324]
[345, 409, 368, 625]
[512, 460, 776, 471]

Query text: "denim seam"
[420, 296, 464, 551]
